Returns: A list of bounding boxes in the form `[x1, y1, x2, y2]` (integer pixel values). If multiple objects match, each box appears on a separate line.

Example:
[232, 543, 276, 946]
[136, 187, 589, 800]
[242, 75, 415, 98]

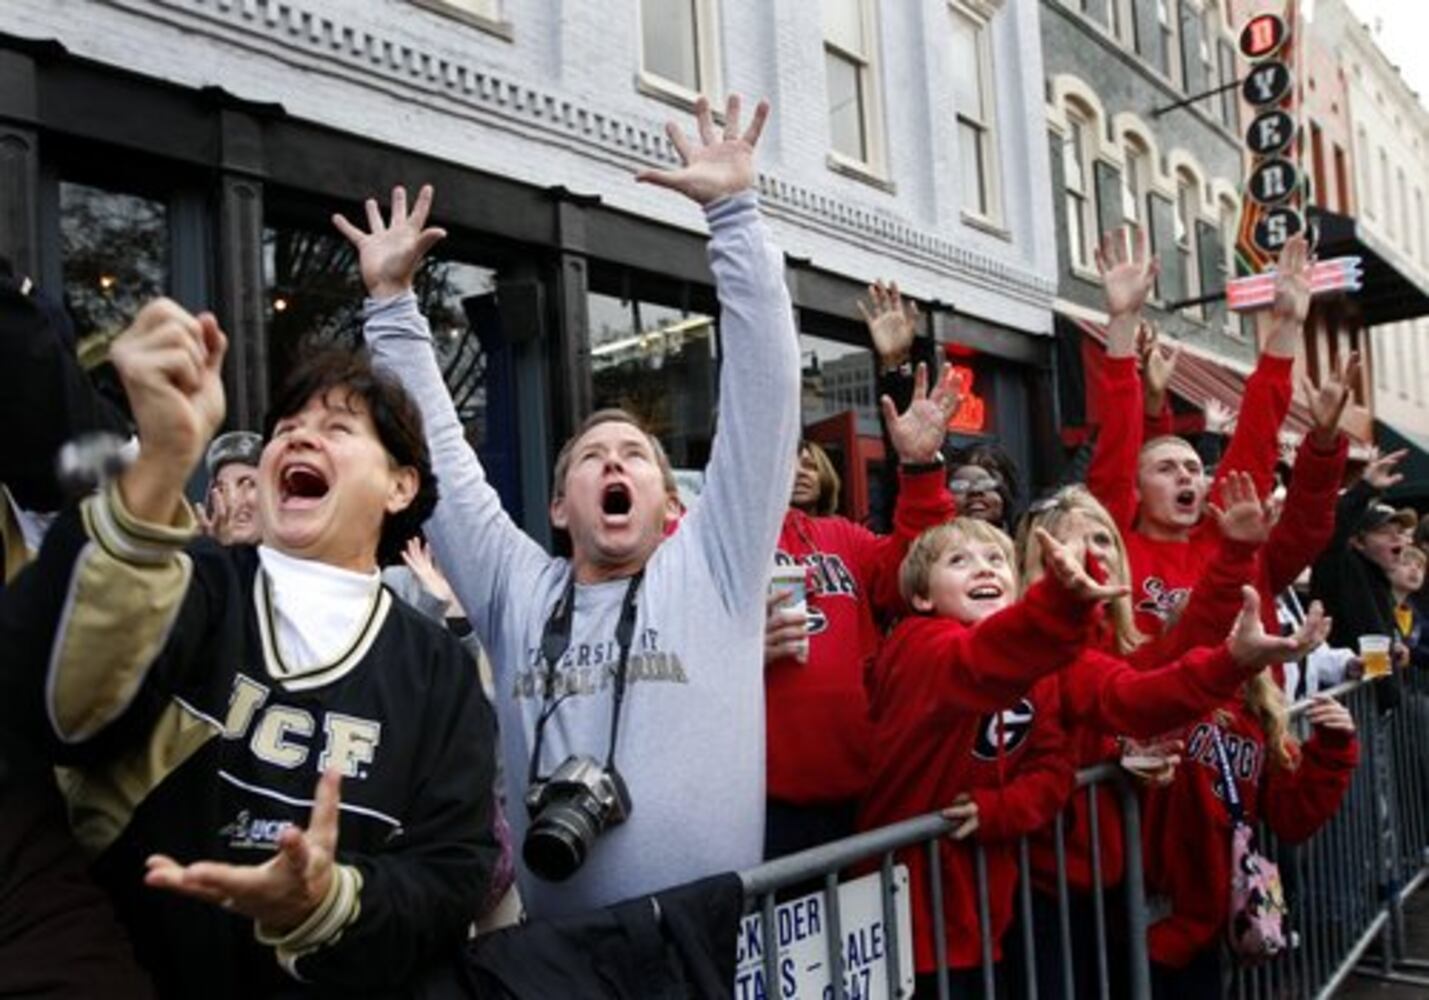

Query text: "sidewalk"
[1336, 889, 1429, 998]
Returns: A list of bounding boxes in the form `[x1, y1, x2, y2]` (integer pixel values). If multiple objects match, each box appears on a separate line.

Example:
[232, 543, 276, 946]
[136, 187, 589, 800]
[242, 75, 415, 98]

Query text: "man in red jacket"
[1086, 228, 1327, 638]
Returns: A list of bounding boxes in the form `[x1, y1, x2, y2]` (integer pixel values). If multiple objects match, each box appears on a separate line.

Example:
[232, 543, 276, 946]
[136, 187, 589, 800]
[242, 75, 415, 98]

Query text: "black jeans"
[913, 964, 1005, 999]
[763, 797, 859, 860]
[1003, 886, 1131, 1000]
[1150, 946, 1224, 999]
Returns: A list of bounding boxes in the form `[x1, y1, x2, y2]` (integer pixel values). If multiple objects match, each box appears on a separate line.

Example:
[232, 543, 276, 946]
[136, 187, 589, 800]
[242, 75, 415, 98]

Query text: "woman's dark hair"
[947, 443, 1020, 529]
[263, 348, 437, 566]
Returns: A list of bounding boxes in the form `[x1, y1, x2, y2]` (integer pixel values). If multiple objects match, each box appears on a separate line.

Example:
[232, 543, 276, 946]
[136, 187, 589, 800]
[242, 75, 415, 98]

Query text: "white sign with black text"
[733, 868, 915, 1000]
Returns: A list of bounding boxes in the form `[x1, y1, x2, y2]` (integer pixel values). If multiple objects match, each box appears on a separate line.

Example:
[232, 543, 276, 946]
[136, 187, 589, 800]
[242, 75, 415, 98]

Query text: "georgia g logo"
[971, 699, 1035, 760]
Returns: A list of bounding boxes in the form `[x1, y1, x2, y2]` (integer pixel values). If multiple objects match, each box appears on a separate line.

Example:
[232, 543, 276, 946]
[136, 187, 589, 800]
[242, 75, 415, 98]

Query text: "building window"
[59, 181, 169, 352]
[1157, 0, 1179, 85]
[1334, 143, 1351, 214]
[1175, 171, 1201, 314]
[639, 0, 720, 101]
[1121, 137, 1148, 242]
[1198, 6, 1216, 95]
[1411, 187, 1423, 265]
[1397, 167, 1410, 250]
[1310, 123, 1326, 209]
[1104, 0, 1136, 44]
[588, 289, 719, 472]
[950, 3, 1001, 223]
[1414, 323, 1425, 406]
[409, 0, 508, 35]
[823, 0, 883, 170]
[1064, 110, 1096, 272]
[1359, 130, 1374, 218]
[1396, 323, 1409, 398]
[1106, 0, 1123, 39]
[1380, 149, 1393, 238]
[1220, 197, 1243, 336]
[263, 219, 495, 442]
[1217, 41, 1238, 129]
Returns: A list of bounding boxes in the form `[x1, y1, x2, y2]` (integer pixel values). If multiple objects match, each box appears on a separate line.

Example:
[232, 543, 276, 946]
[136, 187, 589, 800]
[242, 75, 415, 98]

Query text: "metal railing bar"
[974, 843, 995, 998]
[1086, 783, 1109, 1000]
[880, 851, 902, 999]
[826, 869, 847, 1000]
[926, 838, 950, 1000]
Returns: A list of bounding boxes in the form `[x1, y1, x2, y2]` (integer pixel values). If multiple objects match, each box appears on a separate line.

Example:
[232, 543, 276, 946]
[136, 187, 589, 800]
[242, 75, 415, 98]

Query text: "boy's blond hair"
[900, 517, 1016, 608]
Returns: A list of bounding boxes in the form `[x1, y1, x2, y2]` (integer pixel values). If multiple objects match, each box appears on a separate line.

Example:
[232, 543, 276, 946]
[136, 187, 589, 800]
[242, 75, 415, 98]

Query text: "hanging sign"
[1246, 110, 1295, 157]
[1239, 13, 1289, 58]
[1247, 158, 1300, 206]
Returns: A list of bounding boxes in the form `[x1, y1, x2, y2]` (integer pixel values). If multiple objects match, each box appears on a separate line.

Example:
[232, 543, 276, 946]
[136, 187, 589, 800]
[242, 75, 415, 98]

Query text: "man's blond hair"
[899, 517, 1016, 607]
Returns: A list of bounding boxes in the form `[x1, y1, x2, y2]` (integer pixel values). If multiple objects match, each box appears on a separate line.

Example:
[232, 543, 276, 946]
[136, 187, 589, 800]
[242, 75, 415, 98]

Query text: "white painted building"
[1316, 0, 1429, 459]
[0, 0, 1062, 523]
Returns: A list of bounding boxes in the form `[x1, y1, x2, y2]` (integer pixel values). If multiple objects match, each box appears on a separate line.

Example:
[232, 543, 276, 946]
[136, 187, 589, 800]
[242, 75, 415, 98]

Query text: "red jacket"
[1030, 641, 1257, 894]
[1087, 354, 1294, 636]
[857, 577, 1094, 971]
[1142, 703, 1358, 967]
[765, 468, 953, 803]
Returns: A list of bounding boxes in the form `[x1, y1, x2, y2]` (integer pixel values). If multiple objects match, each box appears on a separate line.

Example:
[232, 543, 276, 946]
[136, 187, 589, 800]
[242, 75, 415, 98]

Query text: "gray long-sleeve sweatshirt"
[364, 191, 800, 916]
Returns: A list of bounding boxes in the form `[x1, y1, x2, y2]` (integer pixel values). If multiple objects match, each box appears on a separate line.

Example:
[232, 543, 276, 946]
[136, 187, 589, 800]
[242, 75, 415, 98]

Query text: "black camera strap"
[527, 568, 645, 787]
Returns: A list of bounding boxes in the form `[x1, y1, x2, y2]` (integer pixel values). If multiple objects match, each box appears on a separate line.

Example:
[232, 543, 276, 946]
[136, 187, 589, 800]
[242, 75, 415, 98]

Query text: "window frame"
[1175, 170, 1202, 318]
[823, 0, 889, 180]
[1156, 0, 1181, 87]
[1219, 196, 1243, 338]
[636, 0, 723, 109]
[408, 0, 512, 40]
[950, 1, 1004, 228]
[1063, 108, 1098, 276]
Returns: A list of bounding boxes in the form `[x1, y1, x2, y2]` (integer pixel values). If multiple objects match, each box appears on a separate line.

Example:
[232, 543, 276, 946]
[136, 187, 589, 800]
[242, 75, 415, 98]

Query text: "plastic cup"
[769, 564, 810, 663]
[1359, 634, 1392, 679]
[1120, 735, 1179, 776]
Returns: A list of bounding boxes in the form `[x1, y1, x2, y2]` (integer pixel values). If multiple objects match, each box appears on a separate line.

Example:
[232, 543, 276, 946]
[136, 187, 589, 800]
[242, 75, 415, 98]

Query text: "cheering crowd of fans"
[0, 94, 1422, 999]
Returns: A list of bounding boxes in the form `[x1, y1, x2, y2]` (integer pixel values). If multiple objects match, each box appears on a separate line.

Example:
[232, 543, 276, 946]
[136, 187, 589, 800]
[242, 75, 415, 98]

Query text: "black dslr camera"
[523, 755, 632, 882]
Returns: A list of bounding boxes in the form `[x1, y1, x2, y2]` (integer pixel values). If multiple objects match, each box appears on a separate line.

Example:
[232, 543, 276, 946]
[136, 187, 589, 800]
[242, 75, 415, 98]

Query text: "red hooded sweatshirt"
[766, 468, 954, 804]
[857, 575, 1095, 972]
[1029, 637, 1255, 895]
[1087, 353, 1293, 637]
[1142, 702, 1357, 967]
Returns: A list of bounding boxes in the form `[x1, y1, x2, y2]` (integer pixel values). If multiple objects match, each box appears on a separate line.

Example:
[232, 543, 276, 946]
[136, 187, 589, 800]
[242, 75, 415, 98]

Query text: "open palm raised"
[637, 94, 769, 206]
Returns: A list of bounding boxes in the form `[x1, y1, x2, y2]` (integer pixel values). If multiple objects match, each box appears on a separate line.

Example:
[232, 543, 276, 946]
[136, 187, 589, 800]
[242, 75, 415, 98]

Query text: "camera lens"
[523, 801, 601, 882]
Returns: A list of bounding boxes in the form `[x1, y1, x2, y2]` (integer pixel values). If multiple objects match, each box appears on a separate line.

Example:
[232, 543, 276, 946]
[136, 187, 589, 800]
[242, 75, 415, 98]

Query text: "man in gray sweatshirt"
[335, 94, 800, 917]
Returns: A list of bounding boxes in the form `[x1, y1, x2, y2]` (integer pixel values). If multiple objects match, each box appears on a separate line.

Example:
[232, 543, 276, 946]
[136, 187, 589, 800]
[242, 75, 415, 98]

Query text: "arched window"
[1121, 135, 1150, 243]
[1063, 101, 1099, 270]
[1175, 168, 1201, 313]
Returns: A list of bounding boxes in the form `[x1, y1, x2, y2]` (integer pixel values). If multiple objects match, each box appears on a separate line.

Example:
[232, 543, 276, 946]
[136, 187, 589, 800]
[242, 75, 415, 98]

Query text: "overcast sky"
[1343, 0, 1429, 104]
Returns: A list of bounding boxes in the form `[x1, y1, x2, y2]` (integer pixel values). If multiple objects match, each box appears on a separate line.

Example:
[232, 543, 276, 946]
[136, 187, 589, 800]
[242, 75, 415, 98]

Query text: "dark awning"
[1310, 209, 1429, 327]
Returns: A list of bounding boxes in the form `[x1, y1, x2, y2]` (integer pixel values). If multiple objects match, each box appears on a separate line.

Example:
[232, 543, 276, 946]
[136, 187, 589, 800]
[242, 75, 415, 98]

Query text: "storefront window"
[59, 181, 168, 357]
[588, 290, 719, 472]
[263, 223, 495, 446]
[799, 333, 875, 428]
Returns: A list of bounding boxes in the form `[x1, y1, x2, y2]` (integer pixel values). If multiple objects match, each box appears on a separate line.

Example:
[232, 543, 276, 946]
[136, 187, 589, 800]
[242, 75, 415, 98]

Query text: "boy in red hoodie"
[858, 517, 1126, 996]
[1086, 229, 1323, 637]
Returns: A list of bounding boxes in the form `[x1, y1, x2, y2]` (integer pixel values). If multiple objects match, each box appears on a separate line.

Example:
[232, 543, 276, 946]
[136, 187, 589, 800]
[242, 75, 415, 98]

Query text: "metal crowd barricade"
[735, 673, 1429, 1000]
[738, 764, 1152, 1000]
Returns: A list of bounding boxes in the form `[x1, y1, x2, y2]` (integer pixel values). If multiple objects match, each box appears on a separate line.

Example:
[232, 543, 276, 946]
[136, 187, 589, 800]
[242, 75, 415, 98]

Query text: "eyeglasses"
[949, 478, 999, 496]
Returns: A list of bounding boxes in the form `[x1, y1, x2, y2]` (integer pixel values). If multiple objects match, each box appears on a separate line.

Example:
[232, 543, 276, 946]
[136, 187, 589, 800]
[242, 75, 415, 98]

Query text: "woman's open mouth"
[279, 462, 330, 510]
